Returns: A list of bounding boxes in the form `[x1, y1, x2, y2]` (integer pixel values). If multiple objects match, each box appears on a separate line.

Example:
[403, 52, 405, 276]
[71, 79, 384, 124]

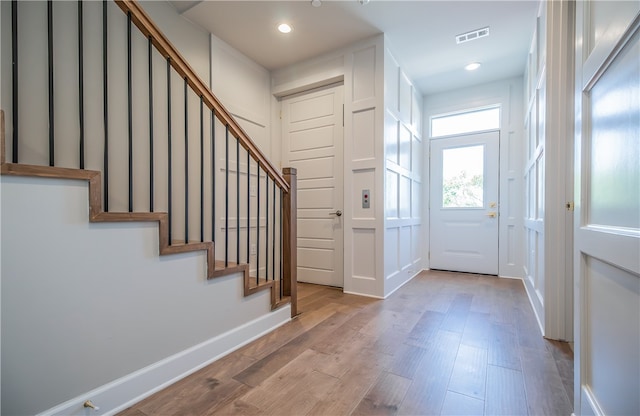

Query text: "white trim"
[522, 277, 545, 336]
[542, 0, 575, 342]
[582, 385, 605, 416]
[383, 269, 423, 299]
[273, 74, 344, 98]
[38, 307, 291, 416]
[342, 291, 384, 300]
[423, 77, 524, 280]
[497, 274, 523, 280]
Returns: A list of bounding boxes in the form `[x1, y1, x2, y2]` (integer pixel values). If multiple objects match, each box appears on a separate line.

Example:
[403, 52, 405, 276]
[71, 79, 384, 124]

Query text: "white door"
[282, 85, 344, 287]
[429, 131, 499, 275]
[574, 4, 640, 415]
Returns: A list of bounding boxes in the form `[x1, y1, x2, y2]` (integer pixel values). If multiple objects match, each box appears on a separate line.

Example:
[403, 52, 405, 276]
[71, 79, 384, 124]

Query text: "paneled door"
[282, 85, 344, 287]
[429, 131, 499, 275]
[574, 4, 640, 415]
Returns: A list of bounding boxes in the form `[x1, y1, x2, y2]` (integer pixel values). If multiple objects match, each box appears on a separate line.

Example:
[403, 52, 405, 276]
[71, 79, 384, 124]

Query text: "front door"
[429, 131, 500, 275]
[282, 85, 344, 287]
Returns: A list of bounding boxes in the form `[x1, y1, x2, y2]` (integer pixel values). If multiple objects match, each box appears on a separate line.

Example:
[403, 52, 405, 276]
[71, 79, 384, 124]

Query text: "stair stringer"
[0, 111, 284, 309]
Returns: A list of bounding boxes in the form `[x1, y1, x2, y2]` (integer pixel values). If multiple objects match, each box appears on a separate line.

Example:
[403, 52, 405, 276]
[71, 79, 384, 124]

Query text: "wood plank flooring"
[119, 270, 573, 415]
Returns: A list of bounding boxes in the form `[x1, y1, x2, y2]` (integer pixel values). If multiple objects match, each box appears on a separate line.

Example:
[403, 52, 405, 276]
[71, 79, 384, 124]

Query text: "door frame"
[424, 89, 523, 281]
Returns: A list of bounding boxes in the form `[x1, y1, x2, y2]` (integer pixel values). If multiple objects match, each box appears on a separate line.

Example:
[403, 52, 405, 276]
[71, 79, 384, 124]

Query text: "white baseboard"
[581, 385, 604, 416]
[521, 277, 545, 336]
[342, 290, 384, 299]
[498, 274, 523, 280]
[38, 306, 291, 416]
[383, 268, 424, 299]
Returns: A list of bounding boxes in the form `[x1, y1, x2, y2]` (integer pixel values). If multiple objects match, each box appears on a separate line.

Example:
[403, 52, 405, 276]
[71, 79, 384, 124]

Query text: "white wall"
[523, 1, 547, 335]
[523, 0, 575, 340]
[209, 34, 278, 274]
[0, 176, 290, 415]
[271, 35, 424, 298]
[383, 46, 424, 297]
[423, 77, 525, 279]
[0, 0, 215, 241]
[144, 1, 210, 87]
[210, 34, 273, 162]
[272, 35, 390, 298]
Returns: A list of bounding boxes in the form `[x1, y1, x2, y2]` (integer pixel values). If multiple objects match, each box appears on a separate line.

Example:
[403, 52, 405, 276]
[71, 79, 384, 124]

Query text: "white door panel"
[282, 85, 344, 288]
[575, 5, 640, 415]
[289, 157, 335, 179]
[289, 92, 336, 121]
[289, 126, 336, 152]
[297, 188, 334, 209]
[298, 219, 335, 240]
[430, 131, 500, 275]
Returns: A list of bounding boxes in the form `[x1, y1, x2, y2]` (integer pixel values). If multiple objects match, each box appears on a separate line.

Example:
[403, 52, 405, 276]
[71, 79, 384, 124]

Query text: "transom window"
[431, 106, 500, 138]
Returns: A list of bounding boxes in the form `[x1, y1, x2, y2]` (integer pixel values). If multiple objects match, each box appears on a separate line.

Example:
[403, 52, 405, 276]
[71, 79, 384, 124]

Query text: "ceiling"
[170, 0, 539, 96]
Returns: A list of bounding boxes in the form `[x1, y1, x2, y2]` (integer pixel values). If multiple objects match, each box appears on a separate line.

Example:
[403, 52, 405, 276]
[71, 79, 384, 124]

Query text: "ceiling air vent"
[456, 27, 490, 44]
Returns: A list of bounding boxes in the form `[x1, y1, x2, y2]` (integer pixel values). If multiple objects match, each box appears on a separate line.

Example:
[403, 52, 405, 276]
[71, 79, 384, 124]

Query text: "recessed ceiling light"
[311, 0, 321, 7]
[465, 62, 481, 71]
[278, 23, 292, 34]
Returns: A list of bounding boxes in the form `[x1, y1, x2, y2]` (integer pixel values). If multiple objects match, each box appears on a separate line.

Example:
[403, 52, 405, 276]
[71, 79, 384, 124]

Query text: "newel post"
[282, 167, 298, 317]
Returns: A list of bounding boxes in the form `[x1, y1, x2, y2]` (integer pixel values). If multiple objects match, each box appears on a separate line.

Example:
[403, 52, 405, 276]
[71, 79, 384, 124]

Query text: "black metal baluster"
[247, 151, 251, 269]
[280, 189, 283, 298]
[200, 96, 204, 242]
[148, 36, 154, 211]
[48, 0, 54, 166]
[127, 11, 133, 212]
[211, 109, 215, 244]
[236, 138, 240, 265]
[272, 180, 276, 281]
[184, 78, 189, 243]
[11, 0, 18, 163]
[167, 58, 172, 244]
[265, 175, 269, 281]
[78, 0, 84, 169]
[103, 0, 109, 211]
[257, 165, 261, 281]
[225, 125, 229, 267]
[252, 159, 256, 286]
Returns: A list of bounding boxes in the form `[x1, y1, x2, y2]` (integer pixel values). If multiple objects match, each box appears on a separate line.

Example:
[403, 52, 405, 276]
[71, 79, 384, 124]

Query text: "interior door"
[429, 131, 499, 275]
[282, 85, 344, 287]
[574, 4, 640, 415]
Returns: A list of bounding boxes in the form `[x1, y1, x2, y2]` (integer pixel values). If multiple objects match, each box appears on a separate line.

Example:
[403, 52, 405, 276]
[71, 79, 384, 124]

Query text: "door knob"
[330, 210, 342, 217]
[485, 212, 497, 218]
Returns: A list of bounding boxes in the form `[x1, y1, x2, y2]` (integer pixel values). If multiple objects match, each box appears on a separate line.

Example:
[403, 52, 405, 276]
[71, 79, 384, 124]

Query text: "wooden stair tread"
[0, 161, 288, 311]
[0, 110, 293, 314]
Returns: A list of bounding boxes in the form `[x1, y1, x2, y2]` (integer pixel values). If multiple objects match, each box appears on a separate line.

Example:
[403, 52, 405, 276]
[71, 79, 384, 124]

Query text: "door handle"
[329, 210, 342, 217]
[485, 212, 497, 218]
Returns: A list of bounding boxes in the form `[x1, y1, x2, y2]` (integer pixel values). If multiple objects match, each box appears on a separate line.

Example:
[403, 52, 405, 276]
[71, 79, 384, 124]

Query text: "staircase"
[1, 0, 297, 315]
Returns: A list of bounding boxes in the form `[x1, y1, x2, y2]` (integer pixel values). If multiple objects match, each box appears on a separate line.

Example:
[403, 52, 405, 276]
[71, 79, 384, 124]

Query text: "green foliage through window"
[443, 171, 483, 207]
[442, 144, 484, 208]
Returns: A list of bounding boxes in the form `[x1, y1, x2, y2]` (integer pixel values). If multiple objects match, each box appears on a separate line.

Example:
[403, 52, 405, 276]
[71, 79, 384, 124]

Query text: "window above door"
[431, 106, 500, 138]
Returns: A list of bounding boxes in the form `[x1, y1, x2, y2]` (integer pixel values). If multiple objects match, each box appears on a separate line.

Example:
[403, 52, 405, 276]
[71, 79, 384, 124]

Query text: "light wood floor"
[120, 270, 574, 415]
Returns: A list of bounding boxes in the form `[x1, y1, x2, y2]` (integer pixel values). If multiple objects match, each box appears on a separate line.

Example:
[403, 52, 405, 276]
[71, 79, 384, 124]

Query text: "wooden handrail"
[114, 0, 289, 193]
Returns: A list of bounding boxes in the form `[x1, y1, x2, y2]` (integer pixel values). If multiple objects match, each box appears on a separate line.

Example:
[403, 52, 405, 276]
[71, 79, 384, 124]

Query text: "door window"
[442, 145, 484, 208]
